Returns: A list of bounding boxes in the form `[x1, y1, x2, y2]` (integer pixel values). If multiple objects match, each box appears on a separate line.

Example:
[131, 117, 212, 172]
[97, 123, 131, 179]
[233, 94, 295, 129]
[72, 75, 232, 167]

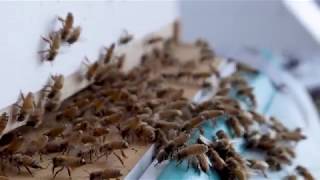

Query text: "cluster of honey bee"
[0, 15, 314, 180]
[39, 12, 82, 62]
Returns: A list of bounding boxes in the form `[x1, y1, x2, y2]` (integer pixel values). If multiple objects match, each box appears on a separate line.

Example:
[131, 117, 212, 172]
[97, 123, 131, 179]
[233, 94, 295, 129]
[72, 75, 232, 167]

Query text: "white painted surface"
[179, 1, 320, 59]
[0, 1, 177, 109]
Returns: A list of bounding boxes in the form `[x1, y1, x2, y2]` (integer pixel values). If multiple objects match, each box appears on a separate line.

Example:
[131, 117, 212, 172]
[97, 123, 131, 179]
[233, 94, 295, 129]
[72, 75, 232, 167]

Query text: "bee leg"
[67, 167, 72, 179]
[57, 17, 65, 23]
[53, 166, 64, 179]
[262, 170, 267, 178]
[113, 152, 125, 166]
[120, 150, 128, 158]
[41, 36, 51, 44]
[52, 165, 55, 175]
[131, 147, 138, 153]
[176, 160, 183, 167]
[16, 165, 21, 174]
[24, 165, 33, 176]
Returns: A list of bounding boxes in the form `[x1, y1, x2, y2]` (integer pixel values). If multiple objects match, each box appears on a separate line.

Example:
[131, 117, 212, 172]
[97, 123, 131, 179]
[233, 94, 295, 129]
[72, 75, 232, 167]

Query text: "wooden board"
[3, 25, 220, 180]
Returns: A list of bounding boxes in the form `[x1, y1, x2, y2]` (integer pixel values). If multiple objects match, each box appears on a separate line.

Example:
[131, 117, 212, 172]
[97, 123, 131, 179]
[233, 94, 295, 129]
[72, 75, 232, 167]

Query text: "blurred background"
[180, 0, 320, 112]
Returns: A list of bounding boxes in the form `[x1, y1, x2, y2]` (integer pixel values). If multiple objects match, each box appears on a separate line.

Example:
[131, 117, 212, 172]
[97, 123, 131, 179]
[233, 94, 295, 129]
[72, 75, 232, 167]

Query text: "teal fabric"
[158, 74, 275, 180]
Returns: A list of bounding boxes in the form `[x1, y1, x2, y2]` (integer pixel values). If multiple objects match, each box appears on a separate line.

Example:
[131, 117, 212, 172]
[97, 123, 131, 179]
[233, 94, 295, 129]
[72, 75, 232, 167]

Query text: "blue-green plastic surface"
[158, 73, 276, 180]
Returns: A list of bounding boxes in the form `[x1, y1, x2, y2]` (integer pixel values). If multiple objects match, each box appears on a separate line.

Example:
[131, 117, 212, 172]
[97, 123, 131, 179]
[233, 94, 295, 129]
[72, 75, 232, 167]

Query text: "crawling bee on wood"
[56, 105, 80, 121]
[44, 125, 65, 140]
[15, 92, 35, 122]
[23, 135, 48, 160]
[9, 153, 45, 176]
[39, 32, 61, 62]
[89, 168, 122, 180]
[98, 140, 129, 165]
[51, 155, 86, 179]
[118, 30, 134, 45]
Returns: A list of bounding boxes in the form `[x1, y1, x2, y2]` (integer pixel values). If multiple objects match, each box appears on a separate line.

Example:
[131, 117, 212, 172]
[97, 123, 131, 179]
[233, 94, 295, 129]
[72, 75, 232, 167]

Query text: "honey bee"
[15, 92, 35, 122]
[66, 26, 81, 44]
[51, 155, 86, 179]
[155, 132, 190, 164]
[216, 130, 229, 140]
[81, 134, 97, 144]
[58, 12, 74, 41]
[2, 135, 24, 154]
[89, 168, 122, 180]
[278, 128, 306, 142]
[39, 32, 61, 61]
[200, 110, 224, 119]
[83, 57, 100, 81]
[45, 99, 61, 112]
[227, 117, 243, 137]
[134, 121, 156, 142]
[92, 127, 110, 142]
[206, 148, 226, 170]
[0, 113, 8, 133]
[247, 159, 269, 177]
[23, 135, 49, 159]
[284, 175, 297, 180]
[104, 43, 115, 64]
[182, 116, 206, 132]
[236, 62, 258, 74]
[269, 116, 289, 133]
[100, 113, 122, 126]
[265, 155, 282, 171]
[44, 125, 65, 140]
[56, 105, 80, 121]
[175, 144, 208, 162]
[45, 74, 64, 100]
[158, 109, 183, 120]
[41, 139, 69, 154]
[295, 165, 314, 180]
[154, 128, 169, 147]
[118, 30, 134, 45]
[225, 157, 248, 180]
[249, 110, 266, 124]
[98, 140, 129, 165]
[9, 153, 44, 176]
[154, 120, 181, 130]
[196, 154, 209, 173]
